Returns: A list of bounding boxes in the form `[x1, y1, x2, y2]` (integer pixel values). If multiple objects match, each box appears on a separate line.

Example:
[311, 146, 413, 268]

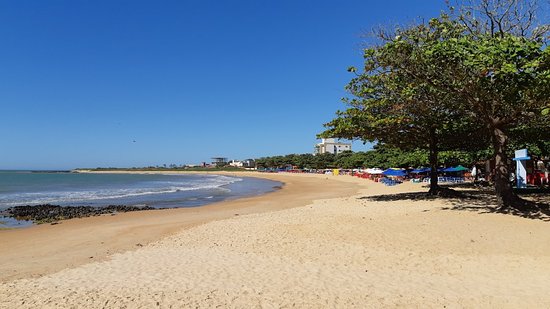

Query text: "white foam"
[0, 175, 242, 207]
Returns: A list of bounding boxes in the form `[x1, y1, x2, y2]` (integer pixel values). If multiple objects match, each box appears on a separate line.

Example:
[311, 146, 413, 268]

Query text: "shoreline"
[0, 171, 362, 282]
[1, 172, 283, 226]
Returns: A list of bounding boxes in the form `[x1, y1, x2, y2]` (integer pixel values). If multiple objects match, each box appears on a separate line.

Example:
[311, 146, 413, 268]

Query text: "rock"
[6, 204, 156, 224]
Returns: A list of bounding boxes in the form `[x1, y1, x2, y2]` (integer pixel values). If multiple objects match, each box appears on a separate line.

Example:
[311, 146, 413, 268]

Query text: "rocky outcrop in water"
[5, 204, 155, 224]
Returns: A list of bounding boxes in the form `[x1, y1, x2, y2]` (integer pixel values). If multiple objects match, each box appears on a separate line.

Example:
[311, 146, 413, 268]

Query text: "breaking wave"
[0, 175, 242, 207]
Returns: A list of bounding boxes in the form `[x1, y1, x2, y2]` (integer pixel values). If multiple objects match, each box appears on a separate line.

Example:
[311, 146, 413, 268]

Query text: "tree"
[415, 17, 550, 208]
[323, 1, 550, 208]
[321, 19, 485, 194]
[448, 0, 550, 40]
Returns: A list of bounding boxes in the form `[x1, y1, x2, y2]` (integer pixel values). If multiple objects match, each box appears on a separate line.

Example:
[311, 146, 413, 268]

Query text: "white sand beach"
[1, 172, 550, 308]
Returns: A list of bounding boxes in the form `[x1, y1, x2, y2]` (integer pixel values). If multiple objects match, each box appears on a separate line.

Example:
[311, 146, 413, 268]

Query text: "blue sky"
[0, 0, 446, 169]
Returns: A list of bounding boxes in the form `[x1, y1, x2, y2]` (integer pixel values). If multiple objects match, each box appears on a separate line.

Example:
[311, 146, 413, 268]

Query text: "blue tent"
[382, 169, 407, 177]
[411, 167, 430, 173]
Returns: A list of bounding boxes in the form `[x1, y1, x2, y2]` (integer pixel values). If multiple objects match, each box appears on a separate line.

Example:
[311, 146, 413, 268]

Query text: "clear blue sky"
[0, 0, 446, 169]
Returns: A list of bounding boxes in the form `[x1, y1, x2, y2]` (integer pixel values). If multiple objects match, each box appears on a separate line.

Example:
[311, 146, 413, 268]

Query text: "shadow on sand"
[359, 184, 550, 221]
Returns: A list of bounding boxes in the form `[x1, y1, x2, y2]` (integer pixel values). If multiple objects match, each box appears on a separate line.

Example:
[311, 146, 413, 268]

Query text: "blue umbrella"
[382, 169, 407, 177]
[411, 167, 430, 173]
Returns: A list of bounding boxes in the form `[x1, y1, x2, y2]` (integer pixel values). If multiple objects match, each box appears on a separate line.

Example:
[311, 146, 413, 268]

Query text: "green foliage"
[254, 146, 489, 170]
[333, 151, 364, 169]
[423, 29, 550, 130]
[255, 153, 336, 169]
[360, 146, 427, 169]
[321, 2, 550, 206]
[323, 11, 550, 199]
[320, 15, 487, 154]
[324, 12, 550, 154]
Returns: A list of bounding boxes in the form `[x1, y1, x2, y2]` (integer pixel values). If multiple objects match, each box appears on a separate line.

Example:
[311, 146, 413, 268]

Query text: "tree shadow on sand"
[359, 184, 550, 221]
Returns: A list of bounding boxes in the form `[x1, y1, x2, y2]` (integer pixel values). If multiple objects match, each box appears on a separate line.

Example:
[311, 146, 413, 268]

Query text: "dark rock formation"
[5, 204, 156, 224]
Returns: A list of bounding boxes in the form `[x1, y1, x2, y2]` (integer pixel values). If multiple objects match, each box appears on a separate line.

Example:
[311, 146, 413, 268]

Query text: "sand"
[1, 172, 550, 308]
[0, 172, 360, 281]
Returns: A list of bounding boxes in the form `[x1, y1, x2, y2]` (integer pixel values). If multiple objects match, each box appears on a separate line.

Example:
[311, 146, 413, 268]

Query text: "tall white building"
[315, 138, 352, 155]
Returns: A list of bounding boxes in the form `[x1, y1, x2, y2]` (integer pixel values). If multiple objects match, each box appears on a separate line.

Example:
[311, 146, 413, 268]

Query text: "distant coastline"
[30, 170, 73, 173]
[74, 166, 249, 173]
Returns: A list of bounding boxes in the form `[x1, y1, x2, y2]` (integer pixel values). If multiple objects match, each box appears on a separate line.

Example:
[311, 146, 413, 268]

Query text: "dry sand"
[1, 172, 550, 308]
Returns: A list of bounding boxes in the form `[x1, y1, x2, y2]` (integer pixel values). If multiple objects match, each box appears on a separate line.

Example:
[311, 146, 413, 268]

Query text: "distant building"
[228, 159, 255, 168]
[228, 160, 243, 167]
[315, 138, 351, 155]
[211, 157, 228, 167]
[242, 159, 256, 168]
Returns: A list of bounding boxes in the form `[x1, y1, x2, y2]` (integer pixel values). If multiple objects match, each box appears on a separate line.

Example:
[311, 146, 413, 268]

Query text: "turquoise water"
[0, 171, 281, 227]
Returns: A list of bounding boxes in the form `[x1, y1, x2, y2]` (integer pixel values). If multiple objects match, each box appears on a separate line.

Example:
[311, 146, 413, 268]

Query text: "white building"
[315, 138, 352, 155]
[228, 160, 243, 167]
[228, 159, 255, 168]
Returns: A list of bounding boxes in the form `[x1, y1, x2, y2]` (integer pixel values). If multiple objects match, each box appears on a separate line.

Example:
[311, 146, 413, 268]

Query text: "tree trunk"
[428, 128, 439, 195]
[490, 125, 517, 209]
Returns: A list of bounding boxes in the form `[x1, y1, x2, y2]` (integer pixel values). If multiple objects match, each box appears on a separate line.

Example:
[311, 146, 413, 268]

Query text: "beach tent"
[411, 167, 430, 173]
[382, 169, 407, 177]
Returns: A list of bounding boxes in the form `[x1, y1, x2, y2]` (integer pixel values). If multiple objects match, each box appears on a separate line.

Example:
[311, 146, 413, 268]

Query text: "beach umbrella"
[442, 167, 458, 172]
[366, 168, 384, 174]
[454, 165, 469, 172]
[411, 167, 430, 173]
[443, 165, 469, 172]
[382, 169, 407, 177]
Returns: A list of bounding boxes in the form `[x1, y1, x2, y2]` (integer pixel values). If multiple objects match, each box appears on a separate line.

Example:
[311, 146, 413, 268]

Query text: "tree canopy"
[321, 1, 550, 209]
[254, 146, 490, 170]
[320, 16, 487, 193]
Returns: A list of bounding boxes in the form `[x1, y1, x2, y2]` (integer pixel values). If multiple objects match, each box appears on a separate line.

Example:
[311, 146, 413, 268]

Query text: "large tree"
[445, 0, 550, 208]
[324, 1, 550, 208]
[416, 17, 550, 208]
[321, 20, 484, 194]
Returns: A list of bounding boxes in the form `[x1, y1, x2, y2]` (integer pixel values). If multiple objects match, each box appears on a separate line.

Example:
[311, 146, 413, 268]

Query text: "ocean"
[0, 171, 281, 228]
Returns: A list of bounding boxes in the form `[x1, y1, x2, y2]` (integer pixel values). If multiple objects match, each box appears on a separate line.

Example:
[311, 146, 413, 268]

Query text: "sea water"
[0, 171, 281, 228]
